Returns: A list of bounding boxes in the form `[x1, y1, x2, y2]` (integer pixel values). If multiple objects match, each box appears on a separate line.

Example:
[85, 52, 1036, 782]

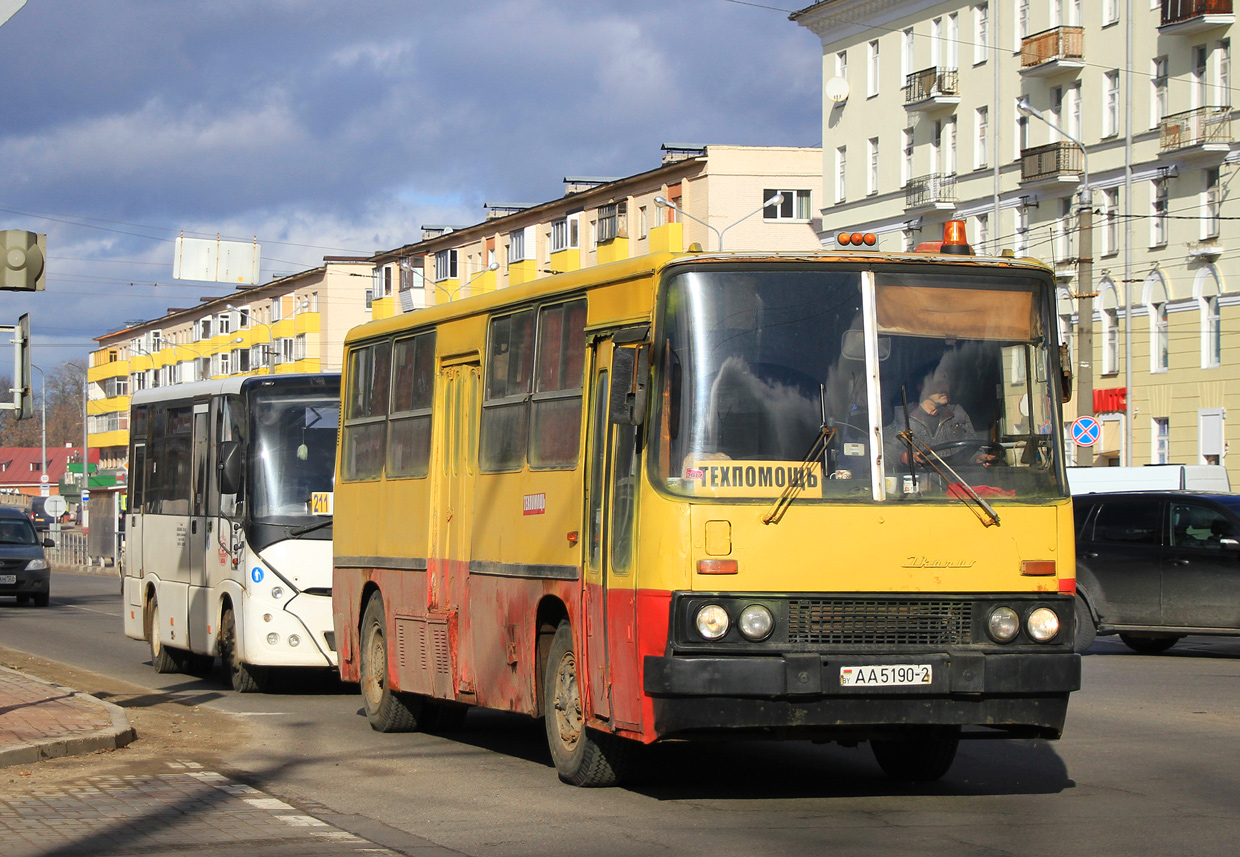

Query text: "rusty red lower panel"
[335, 563, 674, 741]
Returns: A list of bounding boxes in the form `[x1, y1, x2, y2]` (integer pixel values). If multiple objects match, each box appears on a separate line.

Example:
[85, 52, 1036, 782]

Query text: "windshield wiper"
[895, 430, 1001, 527]
[289, 518, 333, 537]
[762, 425, 837, 525]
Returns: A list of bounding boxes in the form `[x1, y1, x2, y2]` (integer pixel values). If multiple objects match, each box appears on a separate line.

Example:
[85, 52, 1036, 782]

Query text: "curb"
[51, 563, 120, 578]
[0, 668, 137, 768]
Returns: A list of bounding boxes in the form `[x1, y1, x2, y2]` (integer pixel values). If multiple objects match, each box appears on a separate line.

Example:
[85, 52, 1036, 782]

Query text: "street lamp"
[1016, 96, 1094, 424]
[653, 193, 784, 252]
[436, 262, 499, 304]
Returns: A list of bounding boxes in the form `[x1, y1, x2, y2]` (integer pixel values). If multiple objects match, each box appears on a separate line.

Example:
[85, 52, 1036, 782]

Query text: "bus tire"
[871, 726, 960, 782]
[543, 620, 631, 787]
[1073, 595, 1097, 654]
[220, 607, 265, 693]
[147, 596, 182, 674]
[360, 595, 422, 732]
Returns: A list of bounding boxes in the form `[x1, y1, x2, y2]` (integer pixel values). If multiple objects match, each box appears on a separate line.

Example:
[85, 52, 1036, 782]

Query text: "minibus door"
[185, 403, 210, 651]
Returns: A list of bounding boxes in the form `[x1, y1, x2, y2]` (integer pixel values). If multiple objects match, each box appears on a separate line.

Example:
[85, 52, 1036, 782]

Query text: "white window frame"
[1103, 71, 1120, 137]
[902, 128, 914, 186]
[1151, 57, 1168, 129]
[1218, 39, 1231, 105]
[436, 248, 458, 281]
[1102, 188, 1119, 256]
[867, 40, 880, 98]
[867, 137, 879, 195]
[1103, 0, 1118, 25]
[1152, 417, 1170, 465]
[1145, 273, 1170, 374]
[1203, 167, 1222, 240]
[946, 13, 959, 69]
[1101, 279, 1121, 375]
[763, 189, 812, 221]
[835, 146, 847, 203]
[1196, 266, 1223, 369]
[1199, 407, 1226, 465]
[902, 28, 914, 81]
[1151, 178, 1169, 247]
[973, 3, 989, 66]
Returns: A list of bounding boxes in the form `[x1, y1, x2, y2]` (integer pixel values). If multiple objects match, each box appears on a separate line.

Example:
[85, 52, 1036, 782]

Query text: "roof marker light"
[940, 220, 973, 255]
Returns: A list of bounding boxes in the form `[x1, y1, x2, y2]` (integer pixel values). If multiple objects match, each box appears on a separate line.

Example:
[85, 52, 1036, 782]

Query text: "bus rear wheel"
[543, 620, 631, 787]
[219, 607, 265, 693]
[1119, 633, 1180, 654]
[871, 726, 960, 782]
[359, 595, 423, 732]
[147, 597, 182, 674]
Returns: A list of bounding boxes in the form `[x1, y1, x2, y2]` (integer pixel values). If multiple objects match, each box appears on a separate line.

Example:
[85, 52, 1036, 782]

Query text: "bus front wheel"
[543, 620, 631, 787]
[359, 595, 423, 732]
[219, 607, 265, 693]
[146, 596, 182, 674]
[871, 726, 960, 782]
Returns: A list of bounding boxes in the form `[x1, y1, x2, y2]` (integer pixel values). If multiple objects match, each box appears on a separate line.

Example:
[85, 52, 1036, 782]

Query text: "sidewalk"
[0, 666, 135, 767]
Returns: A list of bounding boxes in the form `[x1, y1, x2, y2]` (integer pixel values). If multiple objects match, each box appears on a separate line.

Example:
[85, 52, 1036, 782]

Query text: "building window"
[1016, 0, 1029, 44]
[1153, 418, 1170, 465]
[975, 107, 989, 170]
[1067, 82, 1081, 139]
[866, 40, 879, 97]
[364, 288, 373, 311]
[1103, 71, 1120, 137]
[867, 138, 879, 195]
[1218, 39, 1231, 104]
[597, 202, 627, 243]
[902, 128, 914, 186]
[835, 50, 847, 80]
[1193, 45, 1208, 108]
[946, 12, 959, 68]
[551, 214, 580, 252]
[1151, 57, 1168, 128]
[944, 116, 957, 175]
[835, 146, 847, 203]
[1147, 274, 1170, 373]
[1015, 100, 1028, 161]
[1102, 281, 1120, 375]
[435, 249, 458, 281]
[1015, 207, 1029, 256]
[195, 318, 211, 342]
[1103, 0, 1118, 25]
[901, 28, 914, 81]
[1199, 268, 1223, 368]
[509, 228, 527, 263]
[1055, 198, 1073, 264]
[976, 211, 989, 255]
[1102, 188, 1119, 256]
[1151, 179, 1169, 247]
[973, 3, 989, 65]
[763, 189, 811, 220]
[1203, 167, 1221, 239]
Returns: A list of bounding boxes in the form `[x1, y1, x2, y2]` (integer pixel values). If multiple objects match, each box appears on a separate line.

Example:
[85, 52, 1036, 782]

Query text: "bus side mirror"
[610, 345, 649, 426]
[219, 441, 242, 495]
[1059, 344, 1073, 404]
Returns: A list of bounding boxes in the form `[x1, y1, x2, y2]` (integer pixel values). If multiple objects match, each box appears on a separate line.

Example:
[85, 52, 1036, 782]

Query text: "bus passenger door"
[186, 403, 210, 651]
[584, 337, 644, 730]
[432, 359, 480, 696]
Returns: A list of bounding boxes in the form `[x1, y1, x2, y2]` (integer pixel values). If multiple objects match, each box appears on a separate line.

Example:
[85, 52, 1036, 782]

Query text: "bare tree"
[0, 360, 86, 448]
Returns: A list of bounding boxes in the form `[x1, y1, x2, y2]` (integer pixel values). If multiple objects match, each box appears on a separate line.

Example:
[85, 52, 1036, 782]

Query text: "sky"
[0, 0, 822, 366]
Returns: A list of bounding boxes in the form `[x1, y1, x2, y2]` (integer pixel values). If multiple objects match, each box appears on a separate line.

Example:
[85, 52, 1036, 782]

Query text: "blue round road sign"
[251, 567, 264, 583]
[1071, 416, 1101, 447]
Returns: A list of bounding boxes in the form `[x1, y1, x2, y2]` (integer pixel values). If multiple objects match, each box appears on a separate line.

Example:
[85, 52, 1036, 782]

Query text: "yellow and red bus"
[331, 223, 1080, 786]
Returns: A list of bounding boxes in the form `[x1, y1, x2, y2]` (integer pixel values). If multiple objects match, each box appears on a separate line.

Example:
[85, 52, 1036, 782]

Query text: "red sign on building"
[1093, 387, 1128, 413]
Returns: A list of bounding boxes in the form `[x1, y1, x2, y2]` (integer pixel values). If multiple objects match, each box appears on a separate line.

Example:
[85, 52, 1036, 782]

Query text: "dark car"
[28, 496, 53, 531]
[0, 506, 53, 607]
[1073, 491, 1240, 653]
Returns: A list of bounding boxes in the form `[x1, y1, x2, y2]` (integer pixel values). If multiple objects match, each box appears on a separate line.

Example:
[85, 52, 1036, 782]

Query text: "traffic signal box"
[2, 230, 46, 291]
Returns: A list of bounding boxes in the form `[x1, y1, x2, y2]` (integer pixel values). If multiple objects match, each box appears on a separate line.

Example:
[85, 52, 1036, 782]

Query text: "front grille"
[788, 598, 974, 646]
[0, 559, 26, 572]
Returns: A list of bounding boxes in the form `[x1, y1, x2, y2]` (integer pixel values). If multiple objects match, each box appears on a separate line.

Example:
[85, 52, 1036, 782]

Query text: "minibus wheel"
[871, 726, 960, 782]
[543, 620, 631, 787]
[147, 596, 182, 674]
[359, 594, 423, 732]
[220, 607, 265, 693]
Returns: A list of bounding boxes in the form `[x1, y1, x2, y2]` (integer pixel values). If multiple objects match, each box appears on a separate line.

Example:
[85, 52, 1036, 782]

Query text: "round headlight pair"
[987, 605, 1061, 643]
[694, 604, 774, 642]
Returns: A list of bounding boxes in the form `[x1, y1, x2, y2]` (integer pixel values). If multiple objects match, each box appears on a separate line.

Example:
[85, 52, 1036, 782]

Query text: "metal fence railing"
[905, 173, 958, 209]
[1159, 106, 1232, 152]
[903, 67, 959, 104]
[1161, 0, 1233, 26]
[1020, 26, 1084, 69]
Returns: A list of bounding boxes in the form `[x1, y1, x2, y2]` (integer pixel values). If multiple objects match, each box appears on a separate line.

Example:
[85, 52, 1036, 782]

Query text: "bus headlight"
[271, 586, 284, 600]
[695, 604, 730, 640]
[1026, 607, 1060, 642]
[738, 605, 774, 641]
[288, 634, 301, 647]
[987, 606, 1020, 642]
[267, 633, 280, 645]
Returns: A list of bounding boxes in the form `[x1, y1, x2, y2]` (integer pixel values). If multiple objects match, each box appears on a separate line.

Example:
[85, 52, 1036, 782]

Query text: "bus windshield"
[655, 264, 1064, 502]
[248, 386, 340, 527]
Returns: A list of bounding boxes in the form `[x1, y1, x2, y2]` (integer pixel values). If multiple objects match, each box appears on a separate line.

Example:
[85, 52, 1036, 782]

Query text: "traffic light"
[16, 314, 31, 419]
[1, 230, 46, 291]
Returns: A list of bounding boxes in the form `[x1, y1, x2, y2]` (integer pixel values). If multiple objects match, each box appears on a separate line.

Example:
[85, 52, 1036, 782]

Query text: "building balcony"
[1159, 106, 1233, 159]
[904, 173, 957, 212]
[1020, 142, 1084, 186]
[1160, 0, 1234, 34]
[903, 67, 959, 112]
[1019, 27, 1084, 77]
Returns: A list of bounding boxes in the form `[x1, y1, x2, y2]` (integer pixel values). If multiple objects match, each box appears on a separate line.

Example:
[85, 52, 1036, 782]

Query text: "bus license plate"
[310, 492, 333, 516]
[840, 664, 932, 687]
[0, 574, 15, 585]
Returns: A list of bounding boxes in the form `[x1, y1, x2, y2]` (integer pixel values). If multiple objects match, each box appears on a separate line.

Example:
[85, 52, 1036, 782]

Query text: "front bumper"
[644, 650, 1080, 739]
[0, 568, 50, 596]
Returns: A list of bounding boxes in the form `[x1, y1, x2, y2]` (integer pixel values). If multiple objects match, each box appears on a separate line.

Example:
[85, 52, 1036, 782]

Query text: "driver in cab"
[888, 372, 997, 467]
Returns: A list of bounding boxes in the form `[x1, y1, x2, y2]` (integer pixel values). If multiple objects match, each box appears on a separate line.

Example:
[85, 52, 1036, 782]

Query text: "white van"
[1067, 464, 1232, 495]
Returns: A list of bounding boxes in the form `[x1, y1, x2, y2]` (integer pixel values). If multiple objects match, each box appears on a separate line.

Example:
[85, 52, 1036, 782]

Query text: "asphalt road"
[2, 570, 1239, 857]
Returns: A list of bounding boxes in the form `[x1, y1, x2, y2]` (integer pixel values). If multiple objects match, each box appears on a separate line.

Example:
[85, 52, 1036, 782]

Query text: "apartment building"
[86, 258, 372, 467]
[794, 0, 1238, 476]
[367, 144, 823, 311]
